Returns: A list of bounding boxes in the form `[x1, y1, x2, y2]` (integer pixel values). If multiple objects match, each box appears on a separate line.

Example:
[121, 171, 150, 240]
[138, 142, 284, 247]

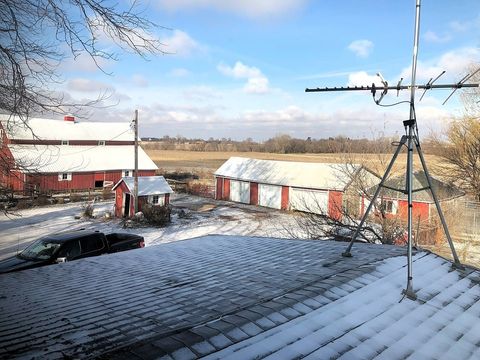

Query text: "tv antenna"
[306, 0, 479, 300]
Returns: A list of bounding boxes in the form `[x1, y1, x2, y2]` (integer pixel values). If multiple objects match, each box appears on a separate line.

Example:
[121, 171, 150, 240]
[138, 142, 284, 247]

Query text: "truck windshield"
[20, 239, 62, 260]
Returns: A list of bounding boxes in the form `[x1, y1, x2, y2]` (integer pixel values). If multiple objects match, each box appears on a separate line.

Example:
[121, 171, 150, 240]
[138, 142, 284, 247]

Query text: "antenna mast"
[306, 0, 478, 299]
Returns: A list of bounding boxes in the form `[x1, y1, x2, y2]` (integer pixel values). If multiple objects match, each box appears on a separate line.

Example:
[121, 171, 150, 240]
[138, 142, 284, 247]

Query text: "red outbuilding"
[214, 157, 379, 220]
[0, 115, 158, 194]
[112, 176, 173, 217]
[360, 171, 464, 222]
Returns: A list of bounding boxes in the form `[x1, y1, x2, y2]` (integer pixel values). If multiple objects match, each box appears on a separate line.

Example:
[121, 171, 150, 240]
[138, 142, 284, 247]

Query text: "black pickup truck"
[0, 230, 145, 274]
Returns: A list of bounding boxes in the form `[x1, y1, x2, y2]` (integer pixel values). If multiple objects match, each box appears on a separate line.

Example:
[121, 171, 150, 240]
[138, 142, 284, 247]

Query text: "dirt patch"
[197, 204, 216, 212]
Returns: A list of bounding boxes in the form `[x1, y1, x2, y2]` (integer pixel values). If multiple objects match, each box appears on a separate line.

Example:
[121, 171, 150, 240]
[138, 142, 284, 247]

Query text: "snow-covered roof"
[8, 144, 158, 173]
[215, 157, 372, 191]
[113, 176, 173, 195]
[0, 115, 134, 141]
[0, 235, 478, 359]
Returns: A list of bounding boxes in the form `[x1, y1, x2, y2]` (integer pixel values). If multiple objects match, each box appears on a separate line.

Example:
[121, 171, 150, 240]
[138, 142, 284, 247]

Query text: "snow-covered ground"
[0, 194, 298, 260]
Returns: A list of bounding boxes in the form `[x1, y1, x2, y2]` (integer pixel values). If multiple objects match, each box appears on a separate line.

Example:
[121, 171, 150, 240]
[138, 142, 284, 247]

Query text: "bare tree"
[435, 65, 480, 200]
[440, 117, 480, 200]
[1, 0, 166, 121]
[280, 136, 411, 245]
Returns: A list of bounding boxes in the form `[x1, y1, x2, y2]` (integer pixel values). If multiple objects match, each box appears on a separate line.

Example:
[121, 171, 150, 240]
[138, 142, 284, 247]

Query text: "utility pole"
[133, 109, 139, 215]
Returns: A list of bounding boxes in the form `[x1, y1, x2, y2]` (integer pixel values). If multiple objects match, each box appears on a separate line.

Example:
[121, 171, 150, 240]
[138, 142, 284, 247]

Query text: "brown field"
[145, 149, 445, 182]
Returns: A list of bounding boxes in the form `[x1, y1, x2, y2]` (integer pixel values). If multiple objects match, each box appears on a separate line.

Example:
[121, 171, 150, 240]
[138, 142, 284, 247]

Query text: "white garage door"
[258, 184, 282, 209]
[230, 180, 250, 204]
[290, 188, 328, 214]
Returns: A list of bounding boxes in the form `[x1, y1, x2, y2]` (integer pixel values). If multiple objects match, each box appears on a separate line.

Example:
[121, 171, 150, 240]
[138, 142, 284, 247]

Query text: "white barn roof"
[9, 144, 158, 173]
[215, 157, 372, 191]
[113, 176, 173, 195]
[0, 115, 134, 141]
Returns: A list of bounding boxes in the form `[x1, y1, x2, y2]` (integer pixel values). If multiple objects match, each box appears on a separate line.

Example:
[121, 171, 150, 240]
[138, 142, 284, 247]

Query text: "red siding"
[223, 178, 230, 200]
[360, 196, 431, 222]
[115, 181, 129, 217]
[25, 170, 155, 193]
[0, 125, 23, 191]
[397, 200, 430, 222]
[328, 191, 343, 221]
[215, 177, 223, 200]
[137, 196, 148, 215]
[281, 186, 289, 210]
[250, 182, 258, 205]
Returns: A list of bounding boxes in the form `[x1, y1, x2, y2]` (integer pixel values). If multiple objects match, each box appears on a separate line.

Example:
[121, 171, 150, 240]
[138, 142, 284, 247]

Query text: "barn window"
[58, 173, 72, 181]
[152, 195, 159, 204]
[123, 170, 131, 177]
[381, 199, 398, 214]
[98, 140, 105, 146]
[61, 140, 69, 145]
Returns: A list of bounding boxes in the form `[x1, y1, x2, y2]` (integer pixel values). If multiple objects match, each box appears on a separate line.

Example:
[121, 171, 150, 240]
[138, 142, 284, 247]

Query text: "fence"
[420, 198, 480, 267]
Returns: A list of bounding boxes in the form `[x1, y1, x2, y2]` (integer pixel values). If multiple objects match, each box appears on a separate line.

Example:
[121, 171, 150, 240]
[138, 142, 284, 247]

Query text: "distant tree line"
[141, 134, 444, 154]
[140, 134, 428, 154]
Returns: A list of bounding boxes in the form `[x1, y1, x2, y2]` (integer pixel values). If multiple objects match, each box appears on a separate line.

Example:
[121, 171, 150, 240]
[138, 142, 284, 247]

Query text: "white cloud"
[67, 78, 110, 92]
[61, 53, 113, 73]
[161, 30, 201, 57]
[132, 74, 149, 87]
[218, 62, 262, 78]
[157, 0, 307, 18]
[218, 61, 270, 94]
[348, 40, 374, 58]
[399, 47, 480, 82]
[424, 30, 451, 43]
[244, 77, 270, 94]
[347, 71, 383, 87]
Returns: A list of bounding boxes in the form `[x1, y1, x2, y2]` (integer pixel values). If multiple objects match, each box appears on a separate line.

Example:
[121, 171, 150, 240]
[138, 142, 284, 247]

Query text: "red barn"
[214, 157, 378, 220]
[0, 115, 158, 194]
[360, 171, 464, 222]
[112, 176, 173, 217]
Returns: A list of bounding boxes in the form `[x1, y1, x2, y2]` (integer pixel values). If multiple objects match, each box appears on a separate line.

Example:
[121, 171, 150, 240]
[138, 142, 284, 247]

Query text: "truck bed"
[105, 233, 145, 253]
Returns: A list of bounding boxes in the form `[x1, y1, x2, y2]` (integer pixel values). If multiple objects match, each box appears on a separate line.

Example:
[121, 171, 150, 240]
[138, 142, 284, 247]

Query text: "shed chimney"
[64, 114, 75, 122]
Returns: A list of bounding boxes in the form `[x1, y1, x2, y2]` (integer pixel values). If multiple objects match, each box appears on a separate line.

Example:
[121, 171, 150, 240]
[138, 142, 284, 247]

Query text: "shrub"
[70, 193, 82, 202]
[102, 188, 114, 200]
[186, 182, 215, 198]
[15, 199, 31, 210]
[82, 203, 94, 218]
[34, 195, 50, 206]
[142, 204, 171, 227]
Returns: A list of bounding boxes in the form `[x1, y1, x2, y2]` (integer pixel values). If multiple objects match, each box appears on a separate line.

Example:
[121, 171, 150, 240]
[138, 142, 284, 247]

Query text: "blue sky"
[62, 0, 480, 140]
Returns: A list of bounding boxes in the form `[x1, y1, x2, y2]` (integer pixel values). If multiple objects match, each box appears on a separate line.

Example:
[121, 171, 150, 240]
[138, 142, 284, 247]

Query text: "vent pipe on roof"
[64, 114, 75, 122]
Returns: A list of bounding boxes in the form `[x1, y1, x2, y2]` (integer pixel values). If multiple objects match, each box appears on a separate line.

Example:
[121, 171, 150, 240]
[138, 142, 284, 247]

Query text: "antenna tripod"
[306, 0, 478, 299]
[341, 120, 462, 300]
